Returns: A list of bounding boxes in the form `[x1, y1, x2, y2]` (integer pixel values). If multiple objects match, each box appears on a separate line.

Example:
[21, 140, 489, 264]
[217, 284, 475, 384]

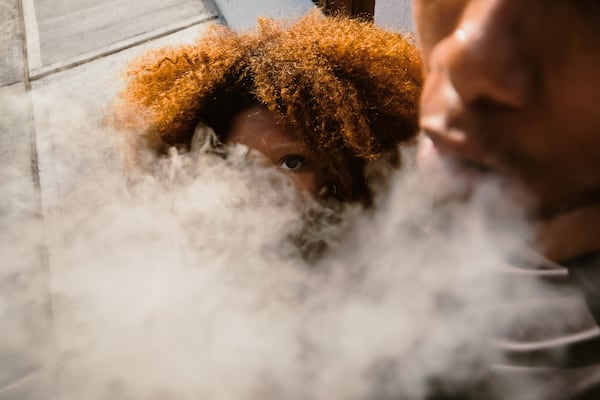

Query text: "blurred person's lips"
[417, 122, 497, 198]
[417, 77, 518, 195]
[419, 116, 494, 173]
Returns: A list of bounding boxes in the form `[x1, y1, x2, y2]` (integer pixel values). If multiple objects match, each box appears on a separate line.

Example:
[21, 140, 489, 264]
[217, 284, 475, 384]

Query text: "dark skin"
[225, 105, 324, 197]
[413, 0, 600, 220]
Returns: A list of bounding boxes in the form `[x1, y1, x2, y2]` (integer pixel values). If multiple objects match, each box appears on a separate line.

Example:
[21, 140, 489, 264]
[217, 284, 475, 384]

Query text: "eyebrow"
[269, 142, 306, 153]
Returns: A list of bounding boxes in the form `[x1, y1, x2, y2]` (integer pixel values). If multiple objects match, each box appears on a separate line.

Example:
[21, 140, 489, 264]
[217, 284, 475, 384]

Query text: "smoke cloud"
[1, 16, 560, 400]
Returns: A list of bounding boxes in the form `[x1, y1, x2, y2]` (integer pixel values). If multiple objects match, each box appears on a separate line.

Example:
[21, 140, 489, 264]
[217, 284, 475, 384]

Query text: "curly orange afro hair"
[111, 10, 422, 204]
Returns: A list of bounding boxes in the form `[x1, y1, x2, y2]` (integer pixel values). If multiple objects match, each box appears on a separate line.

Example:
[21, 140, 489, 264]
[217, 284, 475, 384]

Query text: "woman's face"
[225, 105, 322, 197]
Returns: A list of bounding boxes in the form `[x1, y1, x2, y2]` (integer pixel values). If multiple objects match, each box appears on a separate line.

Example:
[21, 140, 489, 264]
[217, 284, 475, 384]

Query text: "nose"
[427, 1, 535, 109]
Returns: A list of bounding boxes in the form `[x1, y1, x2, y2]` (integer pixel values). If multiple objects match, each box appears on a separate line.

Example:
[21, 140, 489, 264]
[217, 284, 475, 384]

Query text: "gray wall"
[213, 0, 315, 31]
[213, 0, 414, 34]
[374, 0, 413, 33]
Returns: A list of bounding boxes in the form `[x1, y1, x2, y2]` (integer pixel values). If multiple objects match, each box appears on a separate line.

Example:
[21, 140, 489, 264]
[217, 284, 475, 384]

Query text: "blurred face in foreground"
[226, 105, 322, 197]
[413, 0, 600, 218]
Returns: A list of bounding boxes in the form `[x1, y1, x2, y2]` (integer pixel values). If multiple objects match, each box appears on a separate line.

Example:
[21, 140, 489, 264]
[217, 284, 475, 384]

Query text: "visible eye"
[279, 155, 306, 171]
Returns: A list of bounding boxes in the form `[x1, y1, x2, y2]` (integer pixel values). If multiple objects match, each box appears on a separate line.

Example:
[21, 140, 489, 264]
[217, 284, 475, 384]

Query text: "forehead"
[226, 106, 304, 155]
[412, 0, 599, 43]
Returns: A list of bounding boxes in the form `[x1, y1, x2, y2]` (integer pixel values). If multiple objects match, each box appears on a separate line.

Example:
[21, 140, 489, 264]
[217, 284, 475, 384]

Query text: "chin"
[417, 135, 487, 200]
[417, 135, 537, 220]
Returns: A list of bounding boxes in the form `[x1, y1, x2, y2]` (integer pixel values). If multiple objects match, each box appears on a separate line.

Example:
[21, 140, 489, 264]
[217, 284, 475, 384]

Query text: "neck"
[534, 202, 600, 263]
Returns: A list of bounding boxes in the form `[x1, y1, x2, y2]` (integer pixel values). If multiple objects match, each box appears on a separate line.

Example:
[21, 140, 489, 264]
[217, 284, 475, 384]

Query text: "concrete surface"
[374, 0, 413, 33]
[0, 0, 25, 86]
[28, 0, 218, 79]
[1, 2, 221, 398]
[0, 82, 57, 400]
[214, 0, 315, 31]
[0, 1, 327, 398]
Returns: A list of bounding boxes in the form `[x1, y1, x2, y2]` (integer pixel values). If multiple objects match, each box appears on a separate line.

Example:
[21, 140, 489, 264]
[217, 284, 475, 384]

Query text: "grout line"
[16, 1, 61, 397]
[16, 0, 31, 90]
[0, 371, 39, 394]
[20, 0, 42, 71]
[29, 13, 219, 82]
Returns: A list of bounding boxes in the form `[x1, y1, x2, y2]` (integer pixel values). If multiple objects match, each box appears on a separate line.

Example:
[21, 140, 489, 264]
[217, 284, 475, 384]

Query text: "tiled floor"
[0, 1, 320, 397]
[0, 0, 25, 86]
[0, 1, 219, 398]
[30, 0, 218, 78]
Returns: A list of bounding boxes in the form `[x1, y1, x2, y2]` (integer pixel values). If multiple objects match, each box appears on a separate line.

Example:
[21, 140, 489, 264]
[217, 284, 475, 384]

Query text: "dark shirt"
[427, 252, 600, 400]
[489, 252, 600, 399]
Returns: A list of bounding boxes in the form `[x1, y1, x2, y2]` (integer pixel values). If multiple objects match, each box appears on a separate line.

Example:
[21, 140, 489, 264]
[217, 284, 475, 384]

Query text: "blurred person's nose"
[427, 0, 534, 109]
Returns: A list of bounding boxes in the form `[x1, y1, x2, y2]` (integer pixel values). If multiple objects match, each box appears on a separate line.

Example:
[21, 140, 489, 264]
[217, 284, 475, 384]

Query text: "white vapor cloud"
[1, 16, 559, 400]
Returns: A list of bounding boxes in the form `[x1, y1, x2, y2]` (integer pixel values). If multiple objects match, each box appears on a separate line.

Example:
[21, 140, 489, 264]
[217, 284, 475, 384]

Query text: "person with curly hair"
[111, 11, 422, 206]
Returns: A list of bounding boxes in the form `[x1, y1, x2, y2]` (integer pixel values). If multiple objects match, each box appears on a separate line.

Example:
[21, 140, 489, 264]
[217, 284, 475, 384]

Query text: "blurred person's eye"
[279, 155, 306, 171]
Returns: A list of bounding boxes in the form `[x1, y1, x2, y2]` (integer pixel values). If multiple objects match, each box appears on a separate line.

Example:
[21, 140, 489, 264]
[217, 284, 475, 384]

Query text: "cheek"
[290, 172, 318, 197]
